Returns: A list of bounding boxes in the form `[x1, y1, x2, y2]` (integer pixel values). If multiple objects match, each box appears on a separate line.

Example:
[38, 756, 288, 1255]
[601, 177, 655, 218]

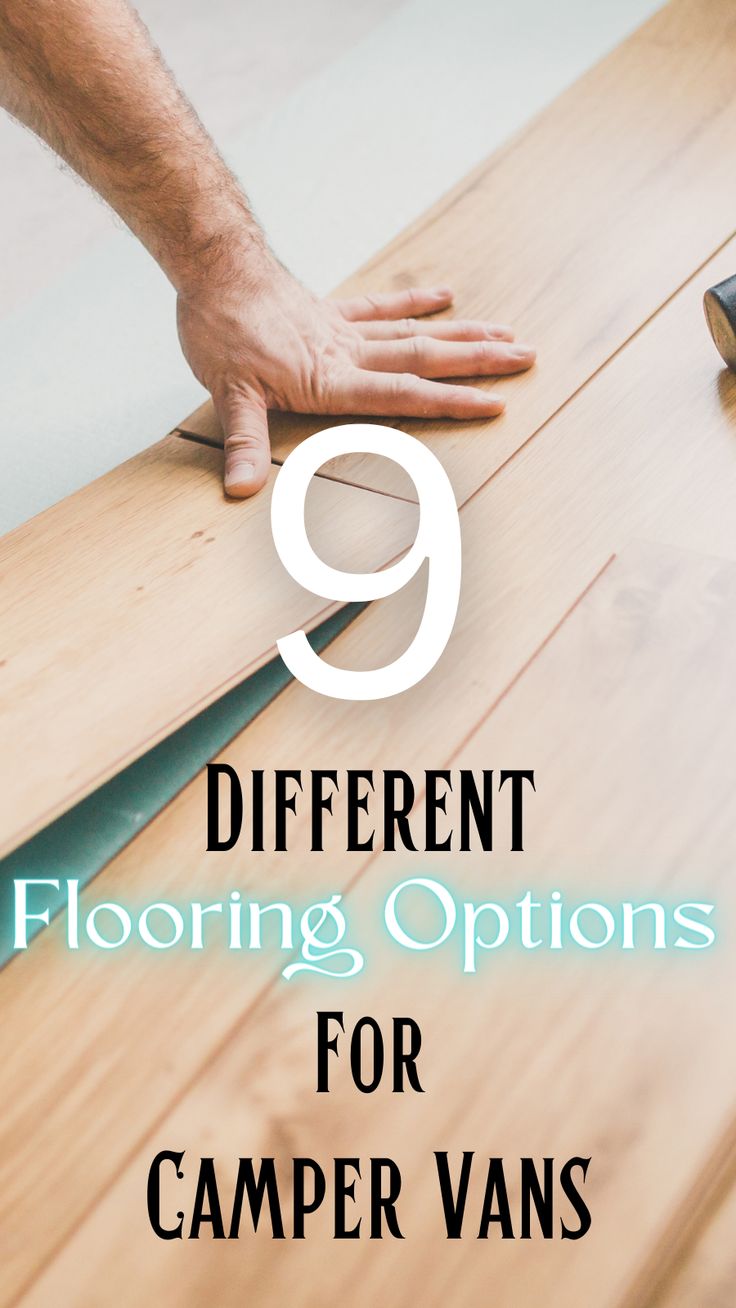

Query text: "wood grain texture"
[7, 8, 736, 1299]
[0, 437, 417, 859]
[177, 0, 736, 505]
[17, 541, 736, 1308]
[647, 1181, 736, 1307]
[623, 1118, 736, 1308]
[6, 217, 736, 1300]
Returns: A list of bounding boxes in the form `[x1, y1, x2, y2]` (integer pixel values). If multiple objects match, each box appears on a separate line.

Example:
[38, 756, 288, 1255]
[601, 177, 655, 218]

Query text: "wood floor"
[2, 0, 736, 1303]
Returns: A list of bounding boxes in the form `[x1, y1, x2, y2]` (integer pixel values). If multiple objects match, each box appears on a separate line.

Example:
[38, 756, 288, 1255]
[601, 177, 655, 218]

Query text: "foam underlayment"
[0, 603, 364, 966]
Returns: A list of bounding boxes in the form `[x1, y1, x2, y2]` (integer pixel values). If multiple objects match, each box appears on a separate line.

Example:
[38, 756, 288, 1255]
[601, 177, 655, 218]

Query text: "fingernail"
[476, 391, 505, 411]
[434, 286, 453, 298]
[225, 461, 257, 493]
[486, 324, 514, 340]
[510, 344, 536, 360]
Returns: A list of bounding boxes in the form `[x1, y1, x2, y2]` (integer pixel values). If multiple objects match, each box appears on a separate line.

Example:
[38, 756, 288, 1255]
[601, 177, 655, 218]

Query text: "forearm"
[0, 0, 265, 289]
[1, 0, 534, 501]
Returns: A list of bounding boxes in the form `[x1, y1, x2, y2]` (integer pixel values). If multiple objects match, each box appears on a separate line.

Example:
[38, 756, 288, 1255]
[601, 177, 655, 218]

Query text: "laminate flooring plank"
[5, 205, 736, 1304]
[0, 530, 600, 1305]
[177, 0, 736, 505]
[0, 438, 417, 859]
[20, 542, 736, 1307]
[5, 0, 733, 864]
[645, 1180, 736, 1307]
[0, 603, 362, 967]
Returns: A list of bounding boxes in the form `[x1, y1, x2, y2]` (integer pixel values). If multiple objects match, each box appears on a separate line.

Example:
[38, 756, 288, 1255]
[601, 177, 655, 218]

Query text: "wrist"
[164, 193, 275, 299]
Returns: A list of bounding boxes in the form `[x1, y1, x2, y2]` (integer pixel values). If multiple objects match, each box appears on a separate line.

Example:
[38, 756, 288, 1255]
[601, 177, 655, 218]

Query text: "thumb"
[216, 383, 271, 498]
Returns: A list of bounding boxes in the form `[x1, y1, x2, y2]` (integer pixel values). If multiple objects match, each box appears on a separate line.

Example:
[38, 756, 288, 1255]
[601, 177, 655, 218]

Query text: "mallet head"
[704, 274, 736, 372]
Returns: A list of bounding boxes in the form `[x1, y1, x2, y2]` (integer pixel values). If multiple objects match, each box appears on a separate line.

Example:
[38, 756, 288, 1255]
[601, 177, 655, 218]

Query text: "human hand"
[177, 255, 535, 497]
[1, 0, 534, 502]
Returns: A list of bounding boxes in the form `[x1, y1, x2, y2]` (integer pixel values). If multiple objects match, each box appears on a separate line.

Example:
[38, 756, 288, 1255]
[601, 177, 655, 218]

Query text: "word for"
[315, 1011, 424, 1093]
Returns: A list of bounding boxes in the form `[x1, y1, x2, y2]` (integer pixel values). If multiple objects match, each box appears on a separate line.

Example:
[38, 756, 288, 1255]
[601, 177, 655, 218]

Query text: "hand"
[177, 254, 535, 497]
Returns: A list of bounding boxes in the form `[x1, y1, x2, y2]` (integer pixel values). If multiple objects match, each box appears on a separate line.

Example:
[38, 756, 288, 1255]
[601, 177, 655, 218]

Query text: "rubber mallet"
[704, 274, 736, 371]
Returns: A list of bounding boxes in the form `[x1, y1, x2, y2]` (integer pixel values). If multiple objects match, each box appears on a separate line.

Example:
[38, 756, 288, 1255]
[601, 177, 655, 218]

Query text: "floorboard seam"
[176, 220, 736, 522]
[174, 427, 418, 504]
[459, 226, 736, 515]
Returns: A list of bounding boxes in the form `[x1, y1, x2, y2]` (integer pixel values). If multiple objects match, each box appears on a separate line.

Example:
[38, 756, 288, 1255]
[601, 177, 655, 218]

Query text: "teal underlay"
[0, 604, 363, 967]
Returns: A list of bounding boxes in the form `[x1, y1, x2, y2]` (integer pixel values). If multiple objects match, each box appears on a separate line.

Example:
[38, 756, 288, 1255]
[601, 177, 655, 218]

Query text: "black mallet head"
[704, 274, 736, 372]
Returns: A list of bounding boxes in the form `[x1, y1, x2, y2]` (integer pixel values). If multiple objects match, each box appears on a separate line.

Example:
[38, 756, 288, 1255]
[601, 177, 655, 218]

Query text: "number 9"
[270, 424, 461, 700]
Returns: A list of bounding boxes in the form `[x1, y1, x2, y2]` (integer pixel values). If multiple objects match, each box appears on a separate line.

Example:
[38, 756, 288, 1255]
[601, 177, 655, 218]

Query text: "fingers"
[333, 369, 506, 420]
[360, 336, 535, 379]
[215, 384, 271, 498]
[335, 286, 454, 322]
[355, 317, 515, 343]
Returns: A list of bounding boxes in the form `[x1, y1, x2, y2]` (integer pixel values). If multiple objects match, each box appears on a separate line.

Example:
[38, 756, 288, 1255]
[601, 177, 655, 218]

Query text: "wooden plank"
[0, 531, 465, 1303]
[177, 0, 736, 505]
[0, 437, 417, 859]
[621, 1122, 736, 1307]
[3, 0, 730, 863]
[0, 603, 361, 968]
[5, 221, 736, 1298]
[646, 1179, 736, 1307]
[17, 541, 736, 1307]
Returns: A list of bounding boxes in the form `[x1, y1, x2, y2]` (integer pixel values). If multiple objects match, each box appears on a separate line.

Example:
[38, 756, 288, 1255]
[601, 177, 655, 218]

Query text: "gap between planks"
[173, 428, 420, 505]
